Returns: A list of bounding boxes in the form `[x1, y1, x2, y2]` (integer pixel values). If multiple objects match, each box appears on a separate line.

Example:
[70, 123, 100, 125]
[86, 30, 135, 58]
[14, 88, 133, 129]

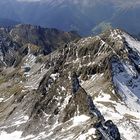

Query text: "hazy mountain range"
[0, 0, 140, 35]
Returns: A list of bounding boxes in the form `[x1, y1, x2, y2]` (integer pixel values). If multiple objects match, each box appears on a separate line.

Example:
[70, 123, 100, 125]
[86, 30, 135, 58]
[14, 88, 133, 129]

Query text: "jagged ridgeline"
[0, 24, 80, 67]
[0, 25, 140, 140]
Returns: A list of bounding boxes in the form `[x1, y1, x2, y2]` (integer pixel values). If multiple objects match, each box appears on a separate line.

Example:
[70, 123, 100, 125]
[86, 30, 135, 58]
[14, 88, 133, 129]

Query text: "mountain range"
[1, 0, 140, 139]
[0, 24, 140, 139]
[0, 0, 140, 35]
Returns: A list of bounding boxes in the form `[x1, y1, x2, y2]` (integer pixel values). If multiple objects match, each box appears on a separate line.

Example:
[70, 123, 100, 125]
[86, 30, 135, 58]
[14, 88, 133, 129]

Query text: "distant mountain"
[0, 18, 19, 27]
[0, 24, 80, 67]
[1, 0, 140, 35]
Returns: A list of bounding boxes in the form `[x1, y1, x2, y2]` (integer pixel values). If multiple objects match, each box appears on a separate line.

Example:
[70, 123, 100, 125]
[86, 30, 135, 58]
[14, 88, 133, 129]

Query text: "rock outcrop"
[0, 27, 140, 140]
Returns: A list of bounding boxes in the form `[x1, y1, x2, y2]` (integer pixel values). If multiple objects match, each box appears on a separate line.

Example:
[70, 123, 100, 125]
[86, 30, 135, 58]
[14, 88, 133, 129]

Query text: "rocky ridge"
[0, 26, 140, 140]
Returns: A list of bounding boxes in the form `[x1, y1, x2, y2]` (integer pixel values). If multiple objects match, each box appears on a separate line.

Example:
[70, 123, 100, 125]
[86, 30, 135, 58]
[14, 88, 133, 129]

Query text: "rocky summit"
[0, 25, 140, 140]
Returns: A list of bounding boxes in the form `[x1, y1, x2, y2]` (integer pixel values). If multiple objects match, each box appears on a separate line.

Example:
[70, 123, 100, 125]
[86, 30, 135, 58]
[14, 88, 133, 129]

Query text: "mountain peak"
[0, 27, 140, 139]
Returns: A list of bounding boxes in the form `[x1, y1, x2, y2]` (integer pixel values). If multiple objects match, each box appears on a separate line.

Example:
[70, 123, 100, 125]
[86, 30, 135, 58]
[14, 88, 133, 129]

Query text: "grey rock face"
[0, 24, 80, 67]
[0, 28, 140, 140]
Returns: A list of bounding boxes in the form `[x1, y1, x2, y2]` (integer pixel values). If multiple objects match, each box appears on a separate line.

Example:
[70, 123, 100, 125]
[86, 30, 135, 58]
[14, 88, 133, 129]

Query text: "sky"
[15, 0, 140, 8]
[1, 0, 140, 35]
[17, 0, 41, 1]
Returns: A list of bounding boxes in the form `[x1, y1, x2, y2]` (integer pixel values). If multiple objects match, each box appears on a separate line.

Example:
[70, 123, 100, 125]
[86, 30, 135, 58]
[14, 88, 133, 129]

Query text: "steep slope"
[0, 24, 80, 67]
[10, 24, 80, 54]
[80, 30, 140, 140]
[0, 28, 140, 140]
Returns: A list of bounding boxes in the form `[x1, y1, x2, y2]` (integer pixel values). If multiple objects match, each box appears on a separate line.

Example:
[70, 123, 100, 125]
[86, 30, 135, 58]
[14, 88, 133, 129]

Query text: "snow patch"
[50, 73, 59, 81]
[123, 33, 140, 54]
[0, 131, 22, 140]
[73, 115, 90, 125]
[0, 98, 4, 102]
[77, 128, 96, 140]
[61, 86, 66, 91]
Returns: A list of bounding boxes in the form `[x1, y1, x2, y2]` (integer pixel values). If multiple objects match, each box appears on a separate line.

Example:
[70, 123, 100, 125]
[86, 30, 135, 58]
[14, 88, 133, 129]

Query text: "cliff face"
[0, 26, 140, 140]
[0, 24, 80, 67]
